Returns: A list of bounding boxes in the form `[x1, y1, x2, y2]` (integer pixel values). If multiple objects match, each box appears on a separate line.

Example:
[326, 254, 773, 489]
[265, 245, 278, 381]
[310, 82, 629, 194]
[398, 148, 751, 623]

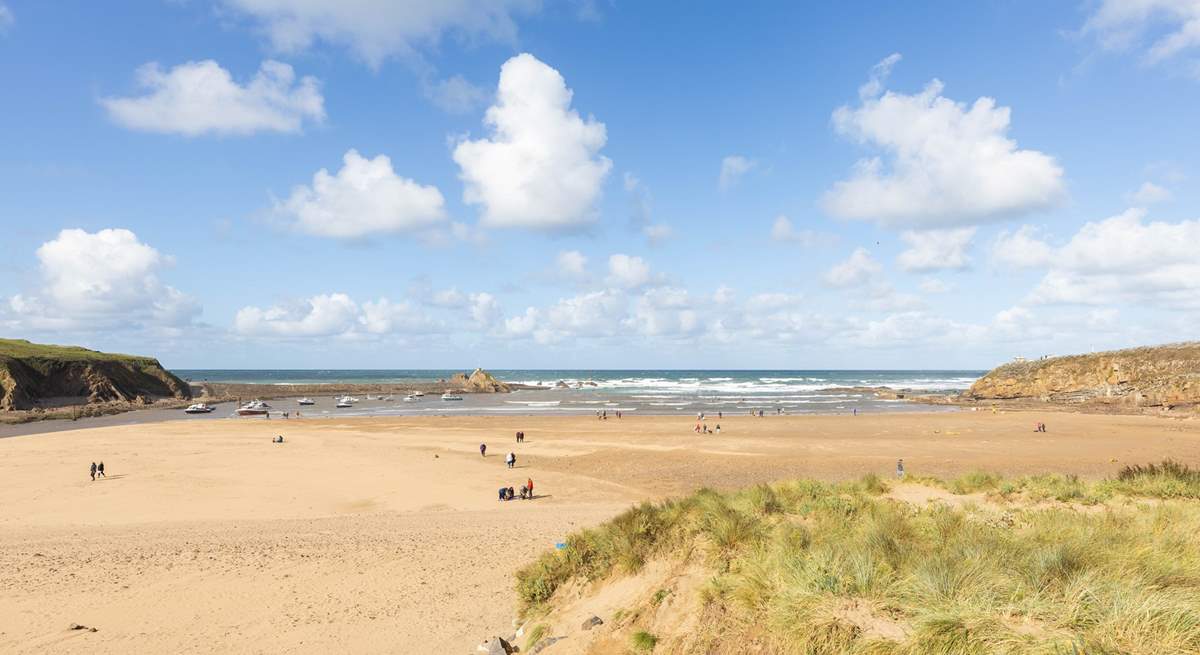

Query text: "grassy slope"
[517, 463, 1200, 654]
[0, 338, 153, 364]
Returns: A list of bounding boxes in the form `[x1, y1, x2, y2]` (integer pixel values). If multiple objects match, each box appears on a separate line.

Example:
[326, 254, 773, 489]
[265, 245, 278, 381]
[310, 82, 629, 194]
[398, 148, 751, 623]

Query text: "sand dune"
[2, 411, 1199, 652]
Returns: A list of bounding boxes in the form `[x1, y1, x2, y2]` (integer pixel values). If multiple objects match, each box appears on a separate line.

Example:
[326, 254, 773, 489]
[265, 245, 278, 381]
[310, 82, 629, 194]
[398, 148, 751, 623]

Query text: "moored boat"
[236, 400, 269, 416]
[184, 403, 215, 414]
[297, 397, 315, 406]
[441, 392, 464, 401]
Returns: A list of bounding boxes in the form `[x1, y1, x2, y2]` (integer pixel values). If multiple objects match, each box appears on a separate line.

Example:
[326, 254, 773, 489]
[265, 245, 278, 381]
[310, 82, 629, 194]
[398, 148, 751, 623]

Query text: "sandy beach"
[3, 411, 1200, 653]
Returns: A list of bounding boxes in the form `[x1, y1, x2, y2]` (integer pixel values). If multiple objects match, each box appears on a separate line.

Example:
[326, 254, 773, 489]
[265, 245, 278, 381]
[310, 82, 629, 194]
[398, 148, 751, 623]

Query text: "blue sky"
[2, 1, 1199, 370]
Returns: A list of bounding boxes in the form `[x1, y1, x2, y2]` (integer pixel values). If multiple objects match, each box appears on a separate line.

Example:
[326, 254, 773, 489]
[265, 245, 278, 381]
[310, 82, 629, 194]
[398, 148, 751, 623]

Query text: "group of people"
[693, 422, 721, 434]
[272, 435, 285, 443]
[498, 477, 535, 501]
[1033, 421, 1048, 432]
[89, 461, 106, 481]
[596, 409, 621, 420]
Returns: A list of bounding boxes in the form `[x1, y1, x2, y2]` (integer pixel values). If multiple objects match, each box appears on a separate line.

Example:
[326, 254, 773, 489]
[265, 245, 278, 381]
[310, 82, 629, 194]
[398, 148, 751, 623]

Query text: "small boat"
[236, 400, 270, 416]
[441, 392, 464, 401]
[336, 396, 353, 408]
[403, 394, 419, 402]
[297, 398, 315, 406]
[382, 395, 394, 402]
[411, 390, 425, 397]
[184, 403, 215, 414]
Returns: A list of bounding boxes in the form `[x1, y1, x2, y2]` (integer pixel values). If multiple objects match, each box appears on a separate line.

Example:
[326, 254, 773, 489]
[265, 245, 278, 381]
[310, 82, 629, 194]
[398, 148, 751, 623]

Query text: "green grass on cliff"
[517, 462, 1200, 653]
[0, 338, 155, 364]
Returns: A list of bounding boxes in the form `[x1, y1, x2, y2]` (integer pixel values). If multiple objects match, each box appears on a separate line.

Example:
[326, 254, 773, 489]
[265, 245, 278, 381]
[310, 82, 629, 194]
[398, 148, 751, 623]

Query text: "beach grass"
[516, 461, 1200, 653]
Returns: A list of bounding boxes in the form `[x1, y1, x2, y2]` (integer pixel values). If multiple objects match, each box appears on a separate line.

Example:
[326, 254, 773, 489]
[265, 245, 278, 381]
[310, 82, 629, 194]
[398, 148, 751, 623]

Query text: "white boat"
[441, 392, 464, 401]
[297, 398, 315, 406]
[236, 400, 270, 416]
[403, 394, 419, 402]
[382, 395, 394, 402]
[336, 396, 353, 408]
[184, 403, 215, 414]
[411, 390, 425, 397]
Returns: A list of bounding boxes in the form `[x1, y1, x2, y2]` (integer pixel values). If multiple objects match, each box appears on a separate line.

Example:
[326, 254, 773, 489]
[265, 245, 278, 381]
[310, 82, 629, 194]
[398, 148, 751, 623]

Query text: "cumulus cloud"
[101, 60, 324, 136]
[1027, 208, 1200, 308]
[222, 0, 539, 68]
[824, 248, 882, 288]
[468, 292, 502, 327]
[718, 155, 756, 190]
[770, 215, 836, 247]
[424, 74, 487, 114]
[919, 277, 952, 294]
[897, 228, 975, 272]
[822, 55, 1064, 228]
[1082, 0, 1200, 64]
[453, 53, 611, 230]
[276, 149, 446, 238]
[6, 229, 200, 330]
[235, 293, 437, 337]
[628, 287, 701, 337]
[1129, 181, 1172, 205]
[606, 254, 652, 289]
[991, 225, 1055, 269]
[555, 250, 589, 280]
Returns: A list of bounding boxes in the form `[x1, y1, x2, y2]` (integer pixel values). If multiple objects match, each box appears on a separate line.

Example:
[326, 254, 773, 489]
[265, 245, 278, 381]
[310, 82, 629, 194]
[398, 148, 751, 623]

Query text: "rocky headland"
[0, 339, 190, 417]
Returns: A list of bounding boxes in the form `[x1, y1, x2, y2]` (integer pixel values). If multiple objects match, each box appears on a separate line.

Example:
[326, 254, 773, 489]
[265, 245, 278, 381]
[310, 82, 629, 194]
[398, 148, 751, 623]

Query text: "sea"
[172, 370, 983, 418]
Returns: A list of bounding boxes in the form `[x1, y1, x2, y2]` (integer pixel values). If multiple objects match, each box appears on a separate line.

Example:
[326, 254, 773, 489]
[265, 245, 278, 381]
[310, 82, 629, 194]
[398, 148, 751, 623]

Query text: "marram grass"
[516, 463, 1200, 654]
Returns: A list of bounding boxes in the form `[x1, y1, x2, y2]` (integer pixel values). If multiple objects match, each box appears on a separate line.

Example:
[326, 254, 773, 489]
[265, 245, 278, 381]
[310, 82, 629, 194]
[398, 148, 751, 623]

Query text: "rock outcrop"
[447, 368, 510, 393]
[0, 339, 190, 411]
[968, 342, 1200, 409]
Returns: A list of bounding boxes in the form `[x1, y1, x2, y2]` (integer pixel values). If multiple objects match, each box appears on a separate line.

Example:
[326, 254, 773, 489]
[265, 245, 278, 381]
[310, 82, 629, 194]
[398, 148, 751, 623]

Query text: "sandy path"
[2, 411, 1198, 652]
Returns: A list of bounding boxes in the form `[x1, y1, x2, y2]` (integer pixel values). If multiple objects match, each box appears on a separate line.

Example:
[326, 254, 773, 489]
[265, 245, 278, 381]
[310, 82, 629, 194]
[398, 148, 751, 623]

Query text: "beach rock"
[555, 380, 570, 389]
[485, 636, 514, 655]
[969, 342, 1200, 409]
[465, 368, 510, 393]
[581, 615, 603, 630]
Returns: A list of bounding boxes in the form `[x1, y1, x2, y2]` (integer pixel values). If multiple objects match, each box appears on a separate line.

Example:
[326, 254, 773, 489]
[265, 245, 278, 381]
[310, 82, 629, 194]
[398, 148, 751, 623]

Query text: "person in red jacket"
[526, 477, 534, 499]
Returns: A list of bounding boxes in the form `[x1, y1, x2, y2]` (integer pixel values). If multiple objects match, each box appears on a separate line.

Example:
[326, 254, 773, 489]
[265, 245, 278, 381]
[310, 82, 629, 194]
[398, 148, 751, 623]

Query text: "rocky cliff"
[0, 339, 190, 411]
[968, 342, 1200, 409]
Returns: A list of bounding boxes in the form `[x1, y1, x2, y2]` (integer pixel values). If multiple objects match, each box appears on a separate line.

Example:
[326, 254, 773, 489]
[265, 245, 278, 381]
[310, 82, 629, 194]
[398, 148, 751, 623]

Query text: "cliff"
[968, 342, 1200, 409]
[0, 339, 190, 411]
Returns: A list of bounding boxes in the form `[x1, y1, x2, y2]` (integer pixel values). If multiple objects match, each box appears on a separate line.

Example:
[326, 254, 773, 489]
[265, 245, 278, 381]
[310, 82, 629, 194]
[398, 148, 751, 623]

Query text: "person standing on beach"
[526, 477, 534, 498]
[506, 452, 516, 469]
[97, 461, 105, 478]
[896, 459, 905, 479]
[480, 443, 487, 457]
[90, 462, 96, 481]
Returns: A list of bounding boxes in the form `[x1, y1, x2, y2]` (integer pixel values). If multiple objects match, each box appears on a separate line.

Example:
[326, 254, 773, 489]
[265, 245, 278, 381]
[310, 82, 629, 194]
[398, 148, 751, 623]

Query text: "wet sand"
[2, 411, 1199, 653]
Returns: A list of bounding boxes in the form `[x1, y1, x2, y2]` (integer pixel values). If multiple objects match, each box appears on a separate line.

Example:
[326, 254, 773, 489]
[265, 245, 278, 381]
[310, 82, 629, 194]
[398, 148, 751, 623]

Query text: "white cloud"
[746, 293, 805, 311]
[628, 287, 701, 337]
[0, 3, 13, 32]
[1083, 0, 1200, 64]
[606, 254, 652, 289]
[918, 277, 952, 294]
[222, 0, 539, 68]
[424, 74, 487, 114]
[101, 60, 324, 136]
[857, 52, 902, 100]
[897, 228, 975, 272]
[822, 55, 1064, 228]
[1129, 181, 1172, 205]
[6, 229, 200, 331]
[468, 292, 502, 327]
[1025, 208, 1200, 308]
[824, 248, 882, 288]
[431, 288, 467, 307]
[555, 250, 589, 280]
[276, 149, 446, 238]
[718, 155, 756, 191]
[235, 293, 437, 338]
[624, 172, 672, 245]
[990, 225, 1055, 269]
[770, 215, 836, 247]
[453, 53, 611, 230]
[543, 289, 627, 337]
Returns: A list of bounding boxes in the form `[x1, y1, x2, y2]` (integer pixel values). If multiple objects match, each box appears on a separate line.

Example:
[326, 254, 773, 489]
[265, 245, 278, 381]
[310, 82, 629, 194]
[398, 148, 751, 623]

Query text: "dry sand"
[2, 410, 1199, 653]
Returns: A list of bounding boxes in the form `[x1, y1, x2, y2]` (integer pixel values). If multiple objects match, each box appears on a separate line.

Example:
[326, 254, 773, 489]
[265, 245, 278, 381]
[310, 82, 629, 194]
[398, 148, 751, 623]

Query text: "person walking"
[506, 452, 516, 469]
[480, 443, 487, 457]
[97, 461, 105, 478]
[90, 462, 97, 481]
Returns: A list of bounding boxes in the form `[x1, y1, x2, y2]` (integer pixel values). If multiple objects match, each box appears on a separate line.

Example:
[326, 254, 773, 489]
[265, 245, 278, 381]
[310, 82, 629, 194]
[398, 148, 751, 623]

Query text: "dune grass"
[631, 630, 659, 651]
[516, 462, 1200, 653]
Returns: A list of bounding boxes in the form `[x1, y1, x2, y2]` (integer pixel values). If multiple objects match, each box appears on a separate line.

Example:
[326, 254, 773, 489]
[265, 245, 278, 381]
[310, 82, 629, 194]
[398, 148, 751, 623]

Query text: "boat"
[382, 395, 394, 402]
[184, 403, 215, 414]
[236, 400, 270, 416]
[403, 394, 419, 402]
[297, 398, 315, 406]
[335, 396, 353, 408]
[411, 390, 425, 397]
[441, 392, 464, 401]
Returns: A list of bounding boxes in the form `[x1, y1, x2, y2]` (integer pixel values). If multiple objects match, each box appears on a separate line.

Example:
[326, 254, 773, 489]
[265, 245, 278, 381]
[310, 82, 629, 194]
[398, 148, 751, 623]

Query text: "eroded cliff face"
[968, 343, 1200, 408]
[446, 368, 511, 393]
[0, 351, 190, 411]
